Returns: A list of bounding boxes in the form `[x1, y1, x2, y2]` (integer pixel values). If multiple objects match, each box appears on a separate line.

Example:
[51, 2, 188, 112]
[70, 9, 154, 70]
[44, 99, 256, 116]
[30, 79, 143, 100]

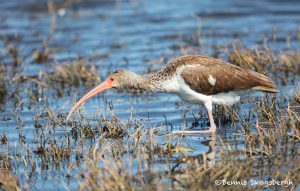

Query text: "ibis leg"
[170, 109, 216, 135]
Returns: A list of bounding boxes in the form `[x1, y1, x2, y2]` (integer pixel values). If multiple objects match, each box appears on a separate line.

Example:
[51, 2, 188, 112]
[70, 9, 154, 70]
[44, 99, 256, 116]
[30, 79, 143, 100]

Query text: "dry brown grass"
[46, 60, 101, 88]
[0, 169, 20, 191]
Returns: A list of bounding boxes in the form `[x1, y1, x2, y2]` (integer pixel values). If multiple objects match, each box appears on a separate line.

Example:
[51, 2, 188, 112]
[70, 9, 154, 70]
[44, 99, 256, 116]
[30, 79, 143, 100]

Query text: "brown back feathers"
[164, 55, 278, 95]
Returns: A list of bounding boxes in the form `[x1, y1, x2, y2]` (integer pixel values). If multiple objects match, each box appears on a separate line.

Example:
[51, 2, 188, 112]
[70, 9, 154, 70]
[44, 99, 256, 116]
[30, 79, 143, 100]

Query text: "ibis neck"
[122, 72, 163, 93]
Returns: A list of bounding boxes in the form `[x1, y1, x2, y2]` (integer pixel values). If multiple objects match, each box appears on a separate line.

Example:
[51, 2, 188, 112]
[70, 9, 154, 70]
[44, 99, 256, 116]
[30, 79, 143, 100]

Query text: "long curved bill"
[66, 78, 112, 122]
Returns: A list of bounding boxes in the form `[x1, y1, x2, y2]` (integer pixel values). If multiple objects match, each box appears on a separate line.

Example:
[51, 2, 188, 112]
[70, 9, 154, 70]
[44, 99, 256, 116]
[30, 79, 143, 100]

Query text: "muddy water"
[0, 0, 299, 190]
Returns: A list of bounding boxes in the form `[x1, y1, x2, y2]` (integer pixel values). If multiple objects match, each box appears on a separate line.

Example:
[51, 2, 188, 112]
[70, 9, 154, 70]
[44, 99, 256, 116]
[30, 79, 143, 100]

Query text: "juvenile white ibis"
[66, 55, 278, 134]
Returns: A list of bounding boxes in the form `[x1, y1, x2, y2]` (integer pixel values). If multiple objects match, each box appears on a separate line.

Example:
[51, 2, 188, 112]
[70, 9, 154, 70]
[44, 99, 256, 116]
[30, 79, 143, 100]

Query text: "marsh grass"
[0, 61, 101, 109]
[46, 61, 101, 88]
[0, 169, 20, 191]
[72, 98, 298, 191]
[0, 31, 299, 190]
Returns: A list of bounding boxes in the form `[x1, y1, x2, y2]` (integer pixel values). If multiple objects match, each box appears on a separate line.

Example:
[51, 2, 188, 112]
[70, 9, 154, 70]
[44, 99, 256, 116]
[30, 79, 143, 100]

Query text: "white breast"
[161, 66, 211, 105]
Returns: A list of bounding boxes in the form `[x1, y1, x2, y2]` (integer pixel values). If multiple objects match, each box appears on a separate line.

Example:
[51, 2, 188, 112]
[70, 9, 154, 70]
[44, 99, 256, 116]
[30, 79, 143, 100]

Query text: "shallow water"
[0, 0, 299, 190]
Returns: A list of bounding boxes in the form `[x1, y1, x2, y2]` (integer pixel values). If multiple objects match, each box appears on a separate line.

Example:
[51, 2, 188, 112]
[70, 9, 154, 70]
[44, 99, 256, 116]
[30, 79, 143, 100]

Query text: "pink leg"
[170, 109, 216, 135]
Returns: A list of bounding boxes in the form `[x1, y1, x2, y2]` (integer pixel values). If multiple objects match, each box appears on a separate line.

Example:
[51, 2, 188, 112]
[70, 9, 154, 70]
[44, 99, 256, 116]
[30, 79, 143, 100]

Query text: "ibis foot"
[169, 126, 216, 135]
[168, 109, 216, 136]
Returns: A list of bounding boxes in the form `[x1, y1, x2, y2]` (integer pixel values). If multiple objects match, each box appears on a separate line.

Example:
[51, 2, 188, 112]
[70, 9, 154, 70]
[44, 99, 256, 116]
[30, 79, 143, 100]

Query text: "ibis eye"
[111, 78, 114, 81]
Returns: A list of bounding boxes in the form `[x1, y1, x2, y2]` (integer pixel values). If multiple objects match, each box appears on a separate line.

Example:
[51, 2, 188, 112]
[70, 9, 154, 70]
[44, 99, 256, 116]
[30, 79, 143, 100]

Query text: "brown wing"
[179, 56, 277, 95]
